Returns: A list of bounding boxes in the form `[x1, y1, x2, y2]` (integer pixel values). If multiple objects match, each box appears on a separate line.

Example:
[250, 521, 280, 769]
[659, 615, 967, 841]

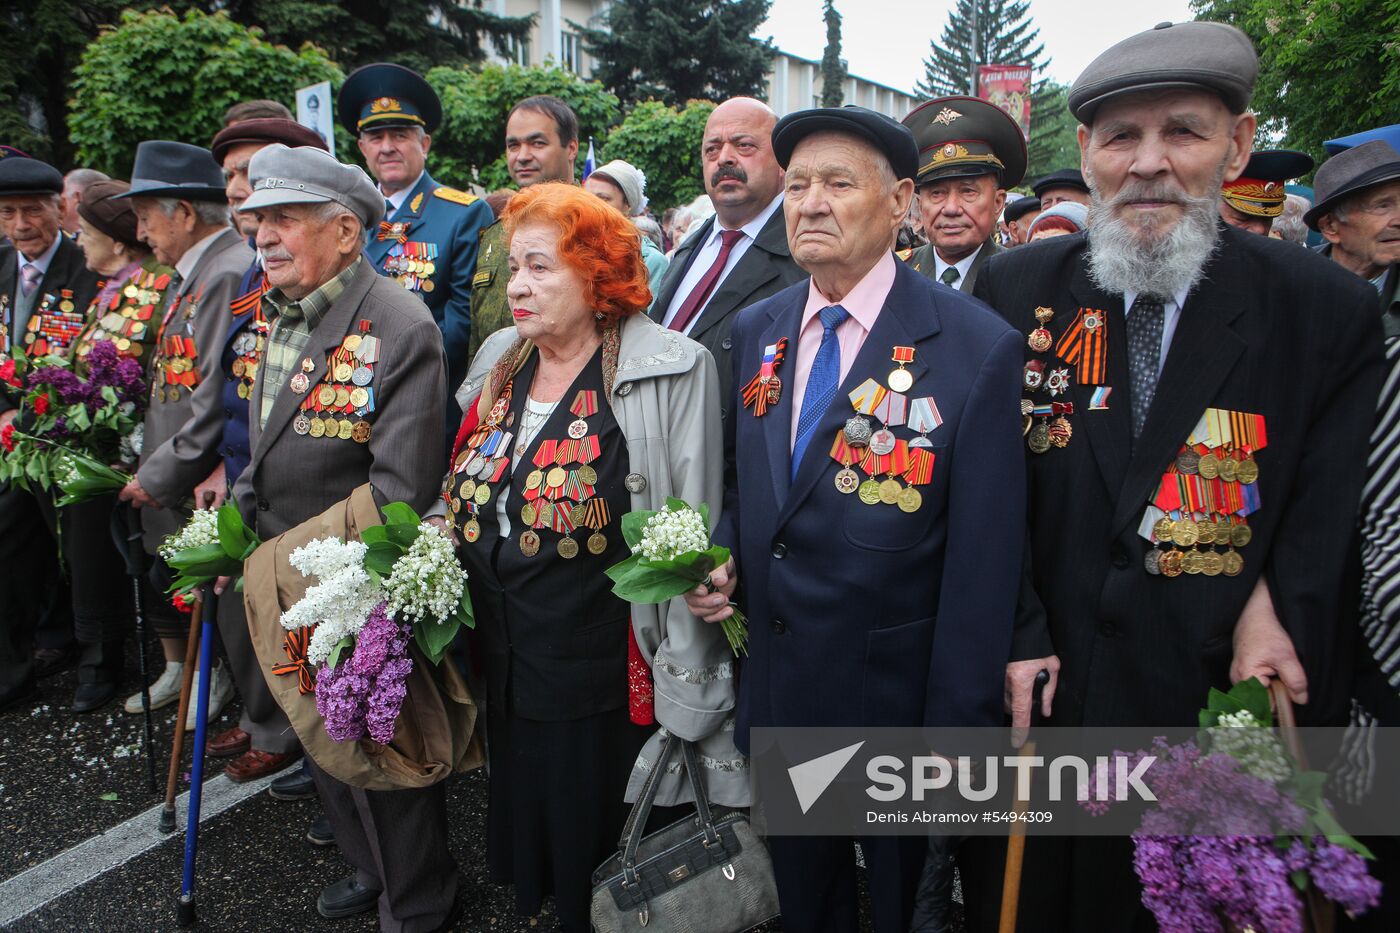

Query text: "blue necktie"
[792, 304, 850, 481]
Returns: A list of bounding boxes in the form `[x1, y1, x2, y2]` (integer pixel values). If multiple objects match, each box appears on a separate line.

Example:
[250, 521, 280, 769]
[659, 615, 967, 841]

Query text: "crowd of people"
[1, 15, 1398, 933]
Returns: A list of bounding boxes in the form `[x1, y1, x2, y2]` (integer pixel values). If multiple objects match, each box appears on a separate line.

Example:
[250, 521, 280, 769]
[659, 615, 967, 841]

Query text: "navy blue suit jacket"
[217, 255, 261, 487]
[720, 260, 1025, 752]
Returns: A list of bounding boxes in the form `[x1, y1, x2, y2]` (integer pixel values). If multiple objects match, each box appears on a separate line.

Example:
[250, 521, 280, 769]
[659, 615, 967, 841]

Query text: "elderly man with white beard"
[957, 20, 1385, 933]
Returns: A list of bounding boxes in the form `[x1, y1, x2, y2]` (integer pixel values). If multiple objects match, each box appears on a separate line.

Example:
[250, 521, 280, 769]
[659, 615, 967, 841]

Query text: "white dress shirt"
[661, 194, 783, 333]
[932, 242, 982, 287]
[384, 171, 426, 214]
[1123, 285, 1190, 377]
[173, 229, 227, 289]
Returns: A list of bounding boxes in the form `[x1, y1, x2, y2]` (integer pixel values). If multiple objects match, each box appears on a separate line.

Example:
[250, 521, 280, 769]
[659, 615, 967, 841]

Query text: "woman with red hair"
[435, 183, 741, 930]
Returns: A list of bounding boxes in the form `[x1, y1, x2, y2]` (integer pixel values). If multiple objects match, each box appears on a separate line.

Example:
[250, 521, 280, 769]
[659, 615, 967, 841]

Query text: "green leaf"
[1290, 869, 1309, 891]
[216, 504, 250, 560]
[385, 523, 421, 549]
[455, 587, 475, 630]
[1229, 677, 1273, 724]
[415, 616, 460, 665]
[664, 496, 691, 513]
[604, 552, 644, 584]
[380, 501, 421, 528]
[166, 542, 234, 575]
[359, 525, 389, 545]
[363, 541, 401, 576]
[609, 563, 694, 604]
[326, 636, 354, 670]
[620, 509, 657, 549]
[99, 792, 118, 802]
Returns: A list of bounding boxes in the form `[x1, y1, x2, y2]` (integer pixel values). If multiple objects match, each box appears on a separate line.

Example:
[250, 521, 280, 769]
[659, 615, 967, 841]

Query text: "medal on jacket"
[869, 390, 907, 456]
[1027, 306, 1054, 353]
[742, 338, 787, 417]
[888, 346, 915, 393]
[290, 357, 314, 394]
[1054, 307, 1108, 386]
[568, 390, 597, 439]
[907, 396, 942, 447]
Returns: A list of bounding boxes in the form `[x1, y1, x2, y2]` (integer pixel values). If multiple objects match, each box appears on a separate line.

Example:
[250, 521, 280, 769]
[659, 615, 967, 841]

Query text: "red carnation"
[33, 394, 48, 415]
[1, 423, 14, 452]
[0, 359, 17, 387]
[171, 593, 193, 614]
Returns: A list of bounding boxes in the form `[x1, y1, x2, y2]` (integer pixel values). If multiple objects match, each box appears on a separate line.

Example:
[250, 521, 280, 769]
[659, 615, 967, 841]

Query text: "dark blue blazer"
[215, 256, 263, 488]
[364, 172, 493, 388]
[720, 260, 1026, 752]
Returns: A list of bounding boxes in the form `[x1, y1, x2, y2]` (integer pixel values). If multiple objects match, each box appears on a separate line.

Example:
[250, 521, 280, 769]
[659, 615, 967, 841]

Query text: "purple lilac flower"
[1307, 838, 1382, 915]
[365, 657, 413, 744]
[27, 367, 86, 406]
[348, 602, 413, 745]
[85, 341, 146, 405]
[314, 661, 371, 743]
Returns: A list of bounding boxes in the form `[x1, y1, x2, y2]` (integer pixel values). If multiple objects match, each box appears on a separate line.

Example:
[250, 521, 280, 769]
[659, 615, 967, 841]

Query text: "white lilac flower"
[633, 505, 710, 561]
[119, 423, 144, 464]
[1210, 709, 1293, 784]
[158, 508, 221, 561]
[280, 537, 382, 666]
[384, 523, 467, 624]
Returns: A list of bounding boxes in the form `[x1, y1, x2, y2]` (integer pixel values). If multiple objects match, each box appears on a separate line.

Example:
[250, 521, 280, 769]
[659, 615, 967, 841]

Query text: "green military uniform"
[467, 219, 510, 364]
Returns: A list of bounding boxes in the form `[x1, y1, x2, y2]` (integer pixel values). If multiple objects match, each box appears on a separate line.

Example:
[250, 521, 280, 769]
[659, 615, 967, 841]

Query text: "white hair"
[1084, 158, 1227, 298]
[153, 197, 231, 228]
[1274, 193, 1310, 244]
[307, 199, 368, 246]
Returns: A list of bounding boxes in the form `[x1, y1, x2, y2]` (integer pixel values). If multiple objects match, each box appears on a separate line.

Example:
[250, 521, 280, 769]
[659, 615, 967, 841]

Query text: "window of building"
[561, 31, 581, 73]
[499, 35, 530, 66]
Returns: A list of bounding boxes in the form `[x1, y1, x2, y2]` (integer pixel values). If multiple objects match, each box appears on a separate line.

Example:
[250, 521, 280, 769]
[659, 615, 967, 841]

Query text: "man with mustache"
[466, 95, 579, 363]
[650, 97, 804, 420]
[340, 63, 493, 409]
[898, 96, 1025, 294]
[961, 21, 1384, 931]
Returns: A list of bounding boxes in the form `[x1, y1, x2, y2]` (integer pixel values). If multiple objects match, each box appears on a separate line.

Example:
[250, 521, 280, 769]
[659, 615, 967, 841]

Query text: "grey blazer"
[233, 260, 446, 541]
[136, 227, 253, 551]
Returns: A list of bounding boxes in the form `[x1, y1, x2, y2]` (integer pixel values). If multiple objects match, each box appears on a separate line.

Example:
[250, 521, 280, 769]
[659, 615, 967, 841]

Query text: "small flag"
[582, 137, 596, 180]
[1089, 387, 1112, 410]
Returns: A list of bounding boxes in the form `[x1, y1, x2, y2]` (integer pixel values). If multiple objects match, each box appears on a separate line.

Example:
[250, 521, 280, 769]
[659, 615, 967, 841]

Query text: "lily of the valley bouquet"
[605, 497, 749, 656]
[279, 502, 474, 745]
[0, 342, 146, 504]
[159, 505, 262, 599]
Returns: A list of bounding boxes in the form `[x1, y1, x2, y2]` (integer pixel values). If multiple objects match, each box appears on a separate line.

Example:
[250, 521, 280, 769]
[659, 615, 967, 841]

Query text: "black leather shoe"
[71, 681, 120, 713]
[306, 814, 335, 847]
[268, 764, 316, 801]
[316, 876, 380, 919]
[33, 646, 77, 679]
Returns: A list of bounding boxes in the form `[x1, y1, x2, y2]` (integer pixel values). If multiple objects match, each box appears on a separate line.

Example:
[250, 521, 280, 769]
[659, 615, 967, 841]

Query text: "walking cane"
[176, 588, 217, 926]
[997, 669, 1049, 933]
[111, 503, 158, 794]
[158, 593, 201, 833]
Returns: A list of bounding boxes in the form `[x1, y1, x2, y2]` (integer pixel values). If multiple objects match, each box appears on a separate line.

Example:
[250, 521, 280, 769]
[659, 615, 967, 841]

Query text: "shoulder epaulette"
[433, 187, 479, 207]
[896, 247, 914, 262]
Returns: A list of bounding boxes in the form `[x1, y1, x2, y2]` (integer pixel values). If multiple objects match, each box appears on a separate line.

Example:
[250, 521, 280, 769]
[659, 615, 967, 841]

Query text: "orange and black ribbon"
[230, 275, 269, 319]
[742, 337, 788, 417]
[272, 626, 316, 695]
[377, 221, 408, 244]
[1054, 308, 1108, 386]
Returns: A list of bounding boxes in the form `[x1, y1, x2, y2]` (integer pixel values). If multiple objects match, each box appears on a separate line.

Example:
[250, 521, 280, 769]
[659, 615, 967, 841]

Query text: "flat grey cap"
[239, 144, 384, 228]
[1304, 140, 1400, 230]
[1069, 21, 1257, 124]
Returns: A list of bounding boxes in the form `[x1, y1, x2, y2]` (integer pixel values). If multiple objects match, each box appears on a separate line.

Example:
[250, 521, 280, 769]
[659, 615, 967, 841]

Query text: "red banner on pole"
[978, 64, 1032, 138]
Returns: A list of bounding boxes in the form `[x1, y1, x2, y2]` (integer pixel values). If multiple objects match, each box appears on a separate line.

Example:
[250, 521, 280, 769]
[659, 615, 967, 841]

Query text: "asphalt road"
[0, 641, 935, 932]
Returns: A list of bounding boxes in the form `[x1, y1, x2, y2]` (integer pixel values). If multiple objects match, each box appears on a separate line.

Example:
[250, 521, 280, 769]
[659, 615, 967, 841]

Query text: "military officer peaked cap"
[112, 140, 226, 202]
[901, 95, 1027, 189]
[1069, 21, 1257, 124]
[338, 62, 442, 136]
[0, 156, 62, 198]
[1221, 149, 1314, 219]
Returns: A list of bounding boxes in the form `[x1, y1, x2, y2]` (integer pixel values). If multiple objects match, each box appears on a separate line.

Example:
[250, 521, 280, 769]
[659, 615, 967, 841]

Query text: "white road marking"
[0, 772, 276, 926]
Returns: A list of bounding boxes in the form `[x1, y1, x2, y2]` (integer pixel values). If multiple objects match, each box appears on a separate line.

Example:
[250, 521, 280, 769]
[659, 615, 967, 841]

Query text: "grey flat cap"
[1069, 21, 1257, 123]
[239, 144, 384, 228]
[1304, 140, 1400, 230]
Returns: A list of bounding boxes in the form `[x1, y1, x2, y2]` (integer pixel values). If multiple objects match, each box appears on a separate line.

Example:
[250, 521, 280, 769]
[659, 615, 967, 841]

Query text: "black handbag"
[590, 735, 780, 931]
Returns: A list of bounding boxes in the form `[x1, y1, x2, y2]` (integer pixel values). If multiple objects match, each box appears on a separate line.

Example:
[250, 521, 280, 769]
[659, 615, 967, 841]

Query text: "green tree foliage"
[68, 9, 341, 178]
[820, 0, 846, 108]
[1024, 81, 1079, 182]
[1193, 0, 1400, 163]
[602, 99, 716, 210]
[218, 0, 532, 75]
[574, 0, 776, 107]
[917, 0, 1066, 173]
[428, 63, 620, 190]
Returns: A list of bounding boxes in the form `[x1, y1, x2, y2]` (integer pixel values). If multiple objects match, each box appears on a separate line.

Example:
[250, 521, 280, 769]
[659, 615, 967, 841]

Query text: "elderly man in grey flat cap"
[958, 21, 1385, 933]
[226, 144, 459, 930]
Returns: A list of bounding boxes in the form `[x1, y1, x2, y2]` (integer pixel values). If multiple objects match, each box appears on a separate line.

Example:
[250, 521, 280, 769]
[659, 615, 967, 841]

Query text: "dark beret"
[772, 105, 919, 182]
[1031, 169, 1089, 199]
[0, 157, 63, 198]
[1069, 21, 1257, 124]
[1003, 196, 1041, 223]
[77, 180, 142, 248]
[210, 118, 329, 164]
[1305, 141, 1400, 230]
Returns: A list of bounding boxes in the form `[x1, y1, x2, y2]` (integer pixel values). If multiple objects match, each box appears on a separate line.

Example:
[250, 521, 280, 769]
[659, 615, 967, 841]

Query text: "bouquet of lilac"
[280, 502, 474, 745]
[1087, 679, 1381, 932]
[0, 341, 145, 499]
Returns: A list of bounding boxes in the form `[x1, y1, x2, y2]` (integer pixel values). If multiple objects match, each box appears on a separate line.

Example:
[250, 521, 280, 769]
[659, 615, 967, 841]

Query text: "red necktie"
[668, 229, 744, 332]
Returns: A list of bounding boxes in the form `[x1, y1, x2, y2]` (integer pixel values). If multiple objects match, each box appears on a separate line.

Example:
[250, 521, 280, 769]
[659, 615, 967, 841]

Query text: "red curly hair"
[500, 182, 651, 323]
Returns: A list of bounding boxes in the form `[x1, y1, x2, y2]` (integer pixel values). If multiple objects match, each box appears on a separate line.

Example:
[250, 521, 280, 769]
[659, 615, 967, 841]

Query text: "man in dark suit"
[230, 144, 456, 930]
[0, 157, 100, 710]
[687, 106, 1024, 933]
[961, 21, 1385, 932]
[650, 97, 805, 418]
[898, 96, 1025, 294]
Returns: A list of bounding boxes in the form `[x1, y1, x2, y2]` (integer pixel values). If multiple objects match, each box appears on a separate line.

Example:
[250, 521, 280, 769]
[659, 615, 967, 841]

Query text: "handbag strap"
[619, 734, 725, 883]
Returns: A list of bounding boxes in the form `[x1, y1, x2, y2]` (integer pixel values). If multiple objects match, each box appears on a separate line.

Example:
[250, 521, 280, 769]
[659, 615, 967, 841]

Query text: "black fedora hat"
[1304, 140, 1400, 230]
[113, 140, 226, 202]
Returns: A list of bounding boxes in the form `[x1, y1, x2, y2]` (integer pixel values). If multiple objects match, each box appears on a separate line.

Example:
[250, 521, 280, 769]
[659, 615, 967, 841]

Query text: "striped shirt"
[1358, 334, 1400, 697]
[258, 259, 358, 427]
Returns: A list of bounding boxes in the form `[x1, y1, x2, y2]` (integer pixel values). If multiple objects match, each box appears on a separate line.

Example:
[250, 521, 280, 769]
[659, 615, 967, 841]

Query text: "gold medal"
[342, 334, 363, 352]
[569, 503, 587, 525]
[167, 386, 181, 403]
[448, 497, 461, 514]
[308, 417, 326, 437]
[587, 532, 607, 555]
[1197, 453, 1221, 480]
[464, 519, 482, 543]
[1027, 328, 1053, 353]
[578, 464, 598, 486]
[1160, 550, 1184, 578]
[878, 478, 901, 505]
[1222, 549, 1244, 576]
[1218, 456, 1238, 483]
[460, 479, 477, 499]
[1153, 517, 1176, 542]
[1201, 551, 1224, 576]
[857, 479, 882, 505]
[334, 386, 352, 409]
[546, 466, 567, 488]
[1171, 519, 1199, 548]
[520, 503, 538, 526]
[525, 469, 544, 490]
[1237, 456, 1259, 485]
[351, 420, 371, 443]
[1027, 422, 1051, 454]
[834, 467, 860, 494]
[1230, 522, 1252, 548]
[557, 536, 579, 559]
[338, 419, 354, 440]
[421, 278, 434, 293]
[897, 486, 922, 513]
[1183, 550, 1204, 575]
[323, 417, 342, 439]
[1196, 520, 1216, 545]
[349, 387, 370, 410]
[334, 362, 354, 383]
[473, 483, 492, 506]
[519, 530, 540, 556]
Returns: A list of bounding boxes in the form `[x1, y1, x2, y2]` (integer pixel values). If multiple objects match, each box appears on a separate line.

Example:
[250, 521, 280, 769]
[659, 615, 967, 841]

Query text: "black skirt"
[486, 702, 651, 932]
